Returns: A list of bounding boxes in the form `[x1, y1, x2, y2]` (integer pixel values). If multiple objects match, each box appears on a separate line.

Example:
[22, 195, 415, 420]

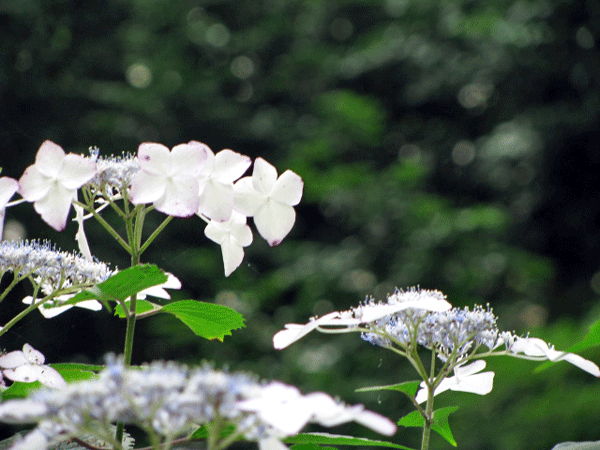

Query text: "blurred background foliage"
[1, 0, 600, 449]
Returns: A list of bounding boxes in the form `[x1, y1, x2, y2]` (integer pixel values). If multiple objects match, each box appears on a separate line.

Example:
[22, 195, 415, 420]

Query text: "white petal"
[213, 149, 252, 183]
[252, 158, 278, 194]
[234, 176, 263, 216]
[0, 177, 18, 207]
[18, 166, 51, 202]
[272, 312, 341, 349]
[198, 179, 234, 221]
[75, 299, 103, 312]
[10, 428, 50, 450]
[452, 371, 495, 395]
[354, 409, 397, 436]
[170, 142, 209, 177]
[270, 170, 303, 206]
[36, 365, 67, 389]
[138, 273, 181, 299]
[204, 221, 229, 244]
[34, 141, 66, 178]
[129, 171, 168, 205]
[154, 176, 200, 217]
[137, 143, 171, 174]
[23, 344, 45, 365]
[36, 303, 74, 318]
[259, 438, 289, 450]
[59, 154, 97, 189]
[510, 337, 549, 357]
[33, 184, 76, 231]
[454, 359, 486, 377]
[221, 235, 245, 277]
[254, 200, 296, 246]
[0, 400, 48, 423]
[0, 350, 27, 368]
[4, 365, 45, 383]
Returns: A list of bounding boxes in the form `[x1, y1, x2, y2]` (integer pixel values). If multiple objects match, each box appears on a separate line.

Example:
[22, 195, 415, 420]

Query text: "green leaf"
[190, 423, 237, 440]
[66, 264, 168, 304]
[356, 381, 421, 399]
[290, 444, 337, 450]
[161, 300, 245, 341]
[114, 299, 161, 318]
[284, 433, 415, 450]
[398, 407, 459, 447]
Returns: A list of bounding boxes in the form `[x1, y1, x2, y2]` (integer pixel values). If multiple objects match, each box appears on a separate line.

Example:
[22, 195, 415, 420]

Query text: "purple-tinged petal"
[37, 365, 67, 389]
[252, 158, 278, 194]
[270, 170, 303, 206]
[137, 143, 171, 175]
[59, 153, 97, 189]
[171, 142, 208, 177]
[213, 149, 252, 183]
[254, 200, 296, 246]
[3, 365, 45, 383]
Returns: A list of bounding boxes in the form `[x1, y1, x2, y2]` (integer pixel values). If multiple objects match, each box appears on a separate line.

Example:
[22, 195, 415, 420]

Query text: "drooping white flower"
[22, 295, 102, 319]
[508, 337, 600, 377]
[0, 344, 66, 389]
[273, 288, 452, 349]
[234, 158, 303, 246]
[18, 141, 97, 231]
[414, 360, 495, 404]
[0, 176, 18, 239]
[204, 211, 253, 276]
[129, 142, 207, 217]
[138, 272, 182, 299]
[195, 143, 252, 222]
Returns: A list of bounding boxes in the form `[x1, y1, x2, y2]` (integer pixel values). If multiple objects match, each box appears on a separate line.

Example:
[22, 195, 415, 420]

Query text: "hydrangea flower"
[195, 143, 252, 222]
[235, 158, 303, 246]
[204, 211, 253, 276]
[0, 359, 396, 450]
[273, 288, 452, 349]
[0, 344, 66, 389]
[129, 142, 207, 217]
[18, 141, 97, 231]
[414, 360, 494, 404]
[0, 240, 114, 298]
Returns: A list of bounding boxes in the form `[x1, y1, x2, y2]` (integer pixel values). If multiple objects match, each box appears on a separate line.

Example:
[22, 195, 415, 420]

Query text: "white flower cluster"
[0, 240, 113, 296]
[1, 140, 303, 276]
[0, 359, 396, 450]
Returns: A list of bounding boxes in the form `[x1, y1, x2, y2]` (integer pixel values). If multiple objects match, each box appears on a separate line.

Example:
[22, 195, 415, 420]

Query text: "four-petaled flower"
[204, 211, 253, 276]
[129, 142, 207, 217]
[0, 344, 66, 389]
[18, 141, 97, 231]
[235, 157, 303, 246]
[415, 360, 495, 404]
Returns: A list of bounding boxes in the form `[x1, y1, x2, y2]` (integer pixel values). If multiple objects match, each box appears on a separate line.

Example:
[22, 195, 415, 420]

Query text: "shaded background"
[1, 0, 600, 449]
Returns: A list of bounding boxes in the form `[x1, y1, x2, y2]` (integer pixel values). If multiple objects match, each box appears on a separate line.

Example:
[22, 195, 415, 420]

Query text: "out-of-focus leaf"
[356, 380, 421, 399]
[284, 433, 414, 450]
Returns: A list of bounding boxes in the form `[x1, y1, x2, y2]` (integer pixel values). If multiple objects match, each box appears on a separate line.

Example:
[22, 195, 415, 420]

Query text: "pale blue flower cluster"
[86, 150, 139, 193]
[0, 358, 396, 450]
[0, 240, 114, 295]
[361, 298, 500, 361]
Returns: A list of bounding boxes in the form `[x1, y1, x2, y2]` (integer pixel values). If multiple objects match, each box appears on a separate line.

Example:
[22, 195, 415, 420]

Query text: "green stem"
[139, 215, 173, 255]
[420, 351, 437, 450]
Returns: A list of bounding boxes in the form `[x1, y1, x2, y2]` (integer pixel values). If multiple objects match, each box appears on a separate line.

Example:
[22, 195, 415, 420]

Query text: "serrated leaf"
[114, 299, 161, 318]
[66, 265, 168, 304]
[356, 381, 421, 399]
[161, 300, 245, 341]
[398, 407, 459, 447]
[284, 433, 415, 450]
